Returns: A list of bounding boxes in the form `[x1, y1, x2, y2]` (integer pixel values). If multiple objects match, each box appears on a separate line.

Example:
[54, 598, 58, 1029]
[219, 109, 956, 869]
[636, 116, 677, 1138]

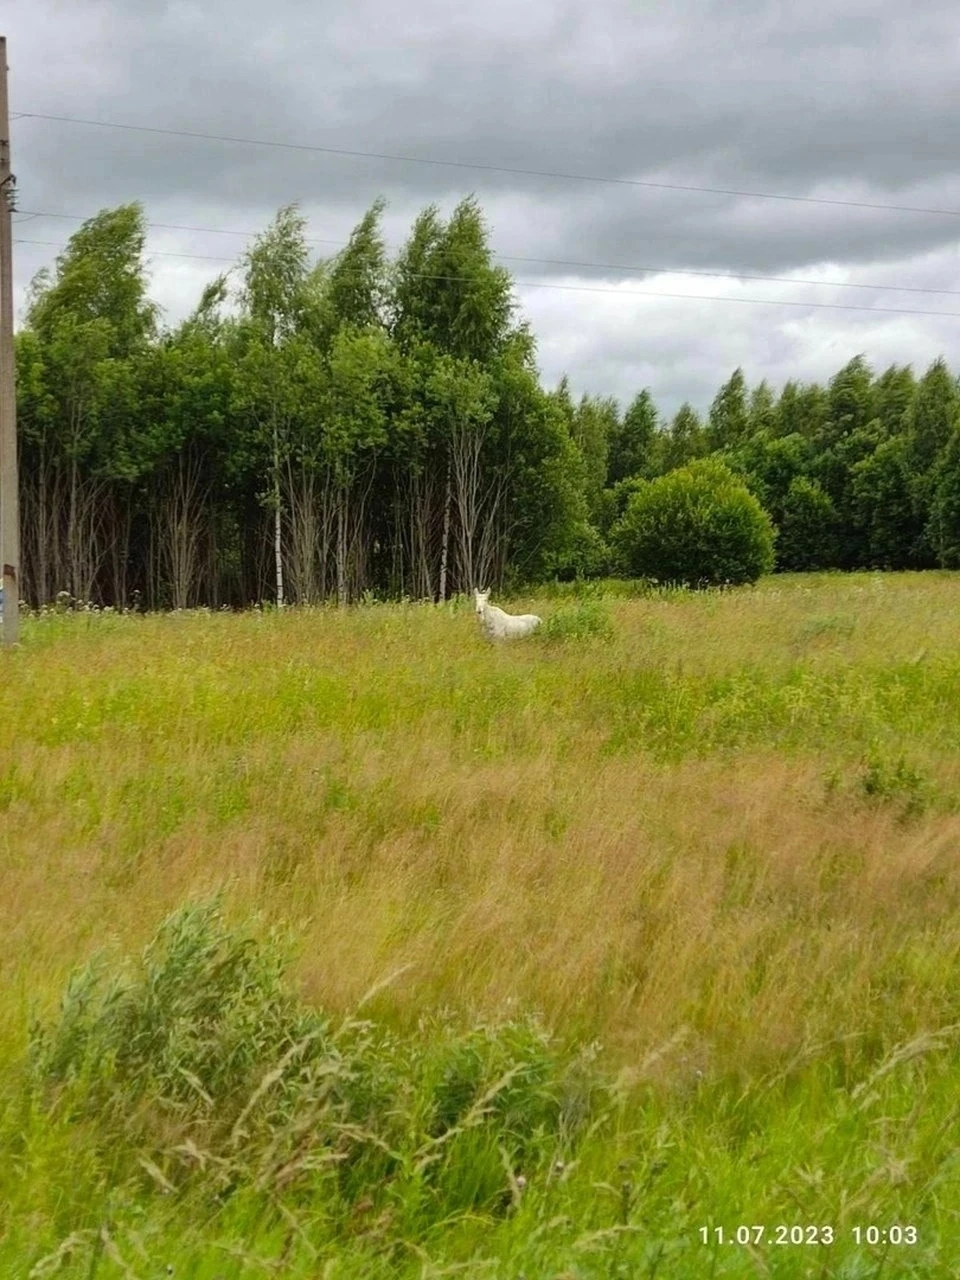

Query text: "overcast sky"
[6, 0, 960, 418]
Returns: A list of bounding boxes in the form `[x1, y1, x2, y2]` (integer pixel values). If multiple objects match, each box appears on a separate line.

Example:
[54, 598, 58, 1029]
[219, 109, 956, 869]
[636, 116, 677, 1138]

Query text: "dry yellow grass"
[3, 571, 960, 1092]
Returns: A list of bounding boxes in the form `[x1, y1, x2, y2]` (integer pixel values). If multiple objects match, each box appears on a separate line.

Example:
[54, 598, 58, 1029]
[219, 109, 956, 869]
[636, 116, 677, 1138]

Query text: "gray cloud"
[8, 0, 960, 417]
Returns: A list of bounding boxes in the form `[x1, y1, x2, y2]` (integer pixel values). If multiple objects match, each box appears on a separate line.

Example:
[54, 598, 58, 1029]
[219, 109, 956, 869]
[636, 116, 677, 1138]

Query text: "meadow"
[1, 572, 959, 1278]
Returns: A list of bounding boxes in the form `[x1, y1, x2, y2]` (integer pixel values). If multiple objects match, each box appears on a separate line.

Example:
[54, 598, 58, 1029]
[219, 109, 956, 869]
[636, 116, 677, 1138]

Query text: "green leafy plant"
[612, 457, 775, 587]
[539, 599, 614, 643]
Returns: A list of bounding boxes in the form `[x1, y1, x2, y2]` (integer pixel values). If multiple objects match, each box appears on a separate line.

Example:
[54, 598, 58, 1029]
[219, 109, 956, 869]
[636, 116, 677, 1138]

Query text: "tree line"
[13, 196, 960, 609]
[590, 355, 960, 577]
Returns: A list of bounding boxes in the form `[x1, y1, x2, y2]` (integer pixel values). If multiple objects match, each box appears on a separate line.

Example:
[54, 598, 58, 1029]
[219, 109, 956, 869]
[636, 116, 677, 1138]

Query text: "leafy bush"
[543, 520, 611, 581]
[539, 599, 614, 643]
[597, 477, 647, 539]
[24, 900, 599, 1216]
[611, 458, 775, 587]
[26, 900, 325, 1140]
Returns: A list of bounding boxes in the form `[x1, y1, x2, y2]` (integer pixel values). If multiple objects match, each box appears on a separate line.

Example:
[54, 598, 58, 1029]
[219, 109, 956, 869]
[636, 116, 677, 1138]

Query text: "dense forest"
[13, 197, 960, 609]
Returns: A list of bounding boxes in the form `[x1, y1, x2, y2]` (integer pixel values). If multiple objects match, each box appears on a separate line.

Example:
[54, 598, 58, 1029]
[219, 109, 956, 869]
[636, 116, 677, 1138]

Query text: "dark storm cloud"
[7, 0, 960, 413]
[14, 0, 960, 249]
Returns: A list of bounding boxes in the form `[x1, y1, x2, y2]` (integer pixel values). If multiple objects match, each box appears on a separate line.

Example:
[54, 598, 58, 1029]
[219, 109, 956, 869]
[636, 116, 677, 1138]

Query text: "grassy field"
[1, 572, 959, 1278]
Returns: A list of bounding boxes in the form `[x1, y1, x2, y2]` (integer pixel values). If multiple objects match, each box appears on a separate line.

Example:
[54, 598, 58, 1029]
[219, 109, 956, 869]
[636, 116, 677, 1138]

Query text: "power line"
[14, 237, 237, 263]
[16, 110, 960, 220]
[12, 236, 960, 319]
[15, 208, 960, 299]
[510, 283, 960, 319]
[15, 210, 345, 250]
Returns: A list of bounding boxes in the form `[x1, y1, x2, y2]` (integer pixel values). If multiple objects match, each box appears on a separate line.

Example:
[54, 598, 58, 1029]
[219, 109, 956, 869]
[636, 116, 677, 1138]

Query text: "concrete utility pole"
[0, 36, 19, 646]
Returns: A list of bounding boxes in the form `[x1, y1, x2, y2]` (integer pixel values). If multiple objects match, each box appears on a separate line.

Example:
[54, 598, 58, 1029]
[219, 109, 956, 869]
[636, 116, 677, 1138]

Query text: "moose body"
[474, 589, 541, 640]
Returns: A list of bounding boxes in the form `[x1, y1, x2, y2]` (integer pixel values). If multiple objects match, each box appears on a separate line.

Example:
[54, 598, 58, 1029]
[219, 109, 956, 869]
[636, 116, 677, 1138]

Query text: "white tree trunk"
[273, 421, 284, 607]
[438, 455, 452, 602]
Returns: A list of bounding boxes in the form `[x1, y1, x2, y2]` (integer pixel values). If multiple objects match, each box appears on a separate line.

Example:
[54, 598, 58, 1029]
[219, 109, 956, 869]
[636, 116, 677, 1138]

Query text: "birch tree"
[237, 205, 311, 606]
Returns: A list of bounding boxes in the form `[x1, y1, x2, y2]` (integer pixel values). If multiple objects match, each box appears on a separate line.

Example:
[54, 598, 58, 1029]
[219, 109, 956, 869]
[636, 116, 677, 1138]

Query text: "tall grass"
[1, 572, 959, 1275]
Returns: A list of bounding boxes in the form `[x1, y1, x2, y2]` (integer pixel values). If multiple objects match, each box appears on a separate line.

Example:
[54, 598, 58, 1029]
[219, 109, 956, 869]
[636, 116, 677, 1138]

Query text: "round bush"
[612, 458, 776, 587]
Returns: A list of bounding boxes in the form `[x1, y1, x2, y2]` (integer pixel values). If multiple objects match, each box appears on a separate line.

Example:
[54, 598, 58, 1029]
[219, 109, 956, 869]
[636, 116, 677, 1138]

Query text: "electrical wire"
[16, 110, 960, 219]
[12, 236, 960, 319]
[14, 207, 960, 299]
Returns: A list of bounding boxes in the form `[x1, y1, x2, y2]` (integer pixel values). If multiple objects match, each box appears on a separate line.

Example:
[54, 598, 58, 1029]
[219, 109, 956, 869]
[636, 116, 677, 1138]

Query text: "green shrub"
[24, 900, 599, 1216]
[612, 458, 775, 587]
[26, 899, 321, 1132]
[539, 599, 614, 643]
[543, 520, 611, 581]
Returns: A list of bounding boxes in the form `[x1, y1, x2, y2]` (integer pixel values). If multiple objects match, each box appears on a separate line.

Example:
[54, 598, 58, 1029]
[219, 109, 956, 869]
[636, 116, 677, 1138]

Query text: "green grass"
[1, 572, 959, 1276]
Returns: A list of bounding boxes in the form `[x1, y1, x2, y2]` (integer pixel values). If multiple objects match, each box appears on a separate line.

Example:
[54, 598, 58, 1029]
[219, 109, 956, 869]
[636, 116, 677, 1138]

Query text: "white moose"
[474, 588, 542, 640]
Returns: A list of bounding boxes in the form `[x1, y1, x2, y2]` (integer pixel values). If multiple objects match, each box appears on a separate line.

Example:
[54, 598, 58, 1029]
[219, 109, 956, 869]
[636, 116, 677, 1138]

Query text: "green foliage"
[608, 388, 658, 483]
[777, 380, 828, 441]
[423, 350, 496, 440]
[927, 426, 960, 567]
[538, 598, 614, 643]
[387, 204, 445, 353]
[747, 379, 777, 437]
[545, 521, 611, 582]
[137, 322, 236, 474]
[496, 365, 593, 586]
[706, 367, 749, 452]
[27, 901, 304, 1124]
[907, 356, 959, 474]
[722, 430, 811, 526]
[24, 901, 590, 1222]
[822, 354, 875, 449]
[18, 314, 115, 468]
[326, 326, 398, 469]
[230, 326, 317, 494]
[857, 753, 931, 817]
[612, 458, 776, 587]
[14, 191, 960, 608]
[850, 435, 926, 568]
[873, 362, 917, 437]
[25, 203, 158, 358]
[17, 229, 162, 603]
[812, 419, 887, 568]
[238, 203, 311, 346]
[416, 1018, 566, 1210]
[661, 401, 706, 473]
[570, 393, 616, 523]
[389, 195, 516, 366]
[323, 197, 389, 337]
[776, 476, 840, 570]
